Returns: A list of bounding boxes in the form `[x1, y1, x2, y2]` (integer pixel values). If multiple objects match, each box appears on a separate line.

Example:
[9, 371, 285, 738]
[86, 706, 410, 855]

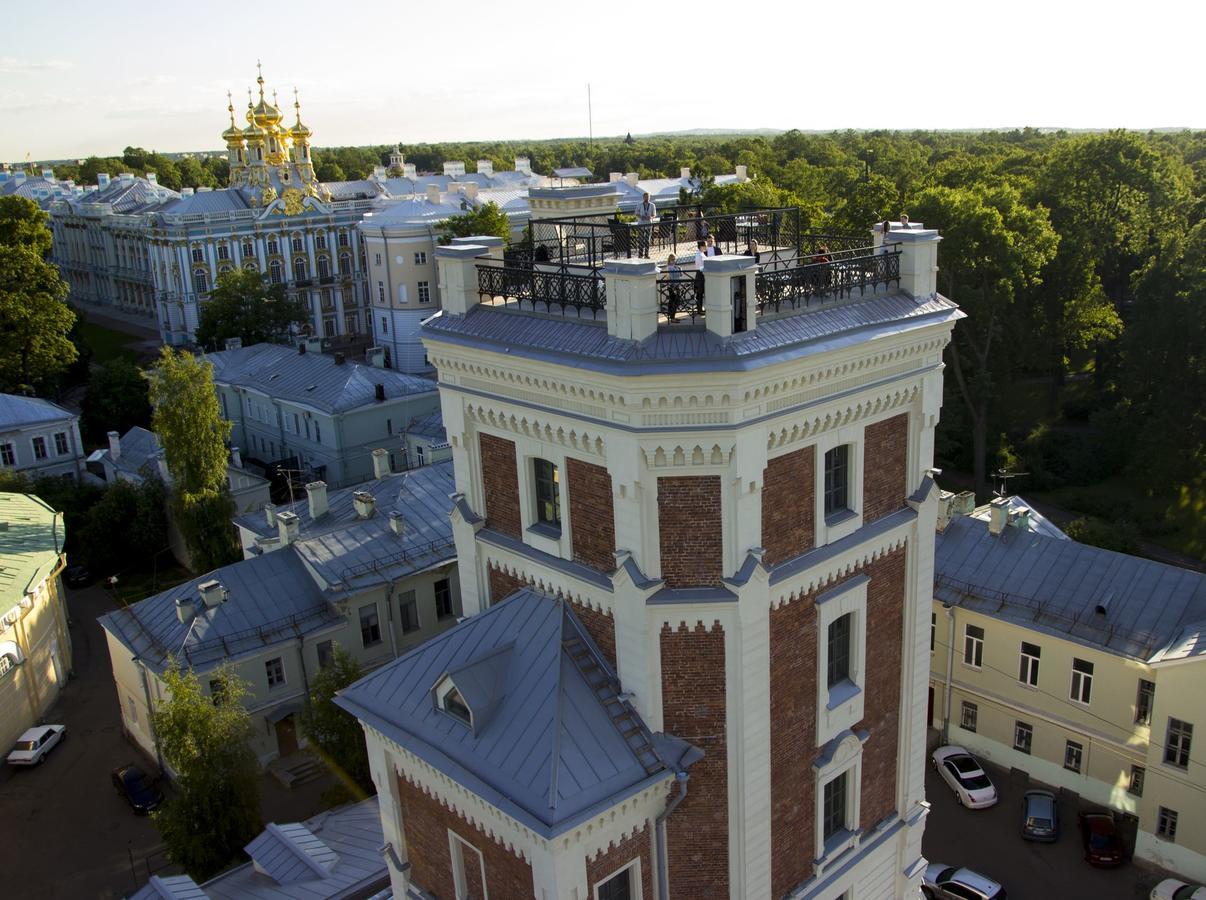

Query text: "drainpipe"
[942, 603, 956, 744]
[136, 657, 165, 774]
[383, 583, 399, 660]
[654, 771, 689, 900]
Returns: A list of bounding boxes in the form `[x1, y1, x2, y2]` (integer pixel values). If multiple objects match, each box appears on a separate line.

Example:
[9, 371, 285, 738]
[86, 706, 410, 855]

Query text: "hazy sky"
[3, 0, 1201, 162]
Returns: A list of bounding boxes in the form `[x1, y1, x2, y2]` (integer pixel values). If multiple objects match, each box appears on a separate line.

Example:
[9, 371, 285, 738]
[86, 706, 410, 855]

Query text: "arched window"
[194, 269, 209, 293]
[191, 247, 204, 263]
[291, 236, 304, 253]
[267, 238, 279, 255]
[256, 146, 263, 161]
[315, 233, 327, 250]
[317, 257, 330, 279]
[241, 240, 255, 259]
[293, 258, 308, 282]
[338, 252, 351, 275]
[270, 260, 283, 284]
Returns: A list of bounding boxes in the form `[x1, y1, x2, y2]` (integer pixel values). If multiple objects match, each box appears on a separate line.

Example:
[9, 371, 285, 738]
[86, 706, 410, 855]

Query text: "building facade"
[930, 495, 1206, 882]
[337, 218, 961, 898]
[0, 493, 72, 756]
[0, 393, 85, 481]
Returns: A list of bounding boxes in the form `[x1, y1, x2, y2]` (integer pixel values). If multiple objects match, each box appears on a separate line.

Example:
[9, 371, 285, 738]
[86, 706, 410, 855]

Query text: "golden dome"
[242, 89, 266, 138]
[290, 89, 312, 140]
[221, 92, 244, 143]
[250, 67, 283, 128]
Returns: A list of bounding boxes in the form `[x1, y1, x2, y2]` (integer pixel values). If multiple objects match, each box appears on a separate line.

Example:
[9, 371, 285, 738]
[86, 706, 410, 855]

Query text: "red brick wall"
[397, 774, 534, 899]
[768, 545, 907, 896]
[567, 457, 616, 572]
[487, 564, 529, 606]
[862, 414, 908, 525]
[586, 825, 654, 900]
[480, 433, 521, 538]
[570, 600, 617, 671]
[657, 476, 723, 588]
[761, 446, 816, 566]
[660, 621, 728, 898]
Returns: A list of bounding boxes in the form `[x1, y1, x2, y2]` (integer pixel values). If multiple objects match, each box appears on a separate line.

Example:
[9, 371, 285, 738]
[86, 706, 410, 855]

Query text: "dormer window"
[434, 676, 472, 726]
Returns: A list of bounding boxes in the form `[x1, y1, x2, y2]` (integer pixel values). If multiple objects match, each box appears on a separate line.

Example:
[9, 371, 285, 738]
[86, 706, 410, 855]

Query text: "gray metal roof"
[100, 426, 161, 478]
[322, 180, 383, 201]
[203, 798, 388, 900]
[128, 875, 208, 900]
[335, 588, 683, 837]
[158, 189, 250, 215]
[0, 393, 76, 430]
[98, 548, 340, 674]
[403, 410, 446, 443]
[935, 509, 1206, 661]
[204, 343, 437, 414]
[234, 460, 456, 589]
[83, 176, 180, 212]
[422, 293, 961, 377]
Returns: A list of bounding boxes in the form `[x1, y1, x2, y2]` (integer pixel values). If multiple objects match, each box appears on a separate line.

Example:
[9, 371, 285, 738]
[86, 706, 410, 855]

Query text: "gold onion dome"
[243, 90, 267, 137]
[290, 89, 311, 140]
[250, 68, 283, 128]
[222, 92, 244, 142]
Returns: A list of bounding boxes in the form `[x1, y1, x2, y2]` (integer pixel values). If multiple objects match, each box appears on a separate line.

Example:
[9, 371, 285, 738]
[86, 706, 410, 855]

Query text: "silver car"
[922, 863, 1007, 899]
[6, 724, 66, 766]
[931, 745, 999, 809]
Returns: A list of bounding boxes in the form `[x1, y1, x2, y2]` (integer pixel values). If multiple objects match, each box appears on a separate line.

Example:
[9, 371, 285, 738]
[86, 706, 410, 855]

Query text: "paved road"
[922, 751, 1168, 899]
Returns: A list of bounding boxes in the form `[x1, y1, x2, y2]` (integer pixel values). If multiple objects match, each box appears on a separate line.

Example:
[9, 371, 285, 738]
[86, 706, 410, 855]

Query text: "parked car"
[1078, 812, 1124, 867]
[922, 863, 1007, 899]
[63, 564, 93, 588]
[111, 763, 164, 815]
[931, 745, 999, 808]
[1151, 879, 1206, 900]
[1021, 789, 1059, 841]
[6, 725, 67, 766]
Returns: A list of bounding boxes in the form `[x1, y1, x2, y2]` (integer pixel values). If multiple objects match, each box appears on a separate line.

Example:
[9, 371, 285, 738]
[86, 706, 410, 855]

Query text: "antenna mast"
[587, 83, 593, 150]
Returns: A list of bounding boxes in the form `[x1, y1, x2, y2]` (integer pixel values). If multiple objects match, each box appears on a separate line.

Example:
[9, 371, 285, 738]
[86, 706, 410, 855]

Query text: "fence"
[755, 247, 901, 315]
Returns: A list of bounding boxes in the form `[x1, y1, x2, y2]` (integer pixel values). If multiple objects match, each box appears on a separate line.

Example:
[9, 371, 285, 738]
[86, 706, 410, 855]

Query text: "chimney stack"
[514, 156, 531, 175]
[402, 163, 416, 180]
[680, 167, 691, 180]
[264, 502, 277, 529]
[988, 497, 1009, 537]
[175, 597, 195, 625]
[277, 510, 300, 545]
[353, 491, 375, 519]
[426, 185, 441, 205]
[146, 172, 157, 185]
[334, 351, 346, 365]
[443, 161, 466, 178]
[97, 172, 110, 188]
[306, 481, 329, 520]
[371, 448, 391, 479]
[230, 447, 242, 468]
[477, 159, 494, 176]
[624, 173, 640, 187]
[735, 165, 749, 183]
[224, 337, 242, 351]
[389, 512, 405, 535]
[198, 579, 225, 609]
[107, 430, 121, 460]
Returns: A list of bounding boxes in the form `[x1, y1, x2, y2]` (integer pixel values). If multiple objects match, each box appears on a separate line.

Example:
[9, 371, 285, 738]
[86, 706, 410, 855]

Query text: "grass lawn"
[74, 318, 145, 364]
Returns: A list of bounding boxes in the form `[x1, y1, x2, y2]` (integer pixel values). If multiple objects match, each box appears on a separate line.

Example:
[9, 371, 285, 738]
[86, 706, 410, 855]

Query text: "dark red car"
[1078, 812, 1123, 867]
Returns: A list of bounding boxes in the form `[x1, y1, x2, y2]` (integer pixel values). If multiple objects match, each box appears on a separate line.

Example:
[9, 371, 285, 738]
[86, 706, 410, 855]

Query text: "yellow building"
[930, 494, 1206, 882]
[0, 493, 72, 755]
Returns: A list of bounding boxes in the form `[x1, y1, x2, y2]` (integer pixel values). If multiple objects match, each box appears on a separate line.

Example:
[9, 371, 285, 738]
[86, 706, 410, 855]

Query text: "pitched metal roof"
[98, 548, 340, 674]
[0, 393, 76, 430]
[934, 509, 1206, 661]
[127, 875, 208, 900]
[234, 460, 456, 589]
[403, 410, 446, 443]
[0, 493, 63, 622]
[202, 798, 388, 900]
[158, 189, 251, 215]
[335, 588, 686, 837]
[83, 176, 180, 212]
[204, 343, 437, 414]
[322, 180, 383, 201]
[99, 426, 162, 478]
[423, 293, 961, 377]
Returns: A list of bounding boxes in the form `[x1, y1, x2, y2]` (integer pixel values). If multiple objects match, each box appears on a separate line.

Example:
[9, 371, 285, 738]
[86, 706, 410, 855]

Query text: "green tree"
[147, 348, 238, 570]
[152, 664, 262, 881]
[911, 184, 1059, 498]
[80, 358, 151, 443]
[0, 245, 77, 393]
[77, 478, 168, 572]
[437, 200, 511, 245]
[195, 268, 309, 350]
[0, 195, 54, 256]
[299, 644, 373, 796]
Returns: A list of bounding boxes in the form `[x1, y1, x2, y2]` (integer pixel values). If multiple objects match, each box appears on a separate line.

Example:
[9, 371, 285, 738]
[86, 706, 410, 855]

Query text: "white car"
[931, 745, 998, 808]
[922, 863, 1006, 899]
[1152, 879, 1206, 900]
[6, 724, 66, 766]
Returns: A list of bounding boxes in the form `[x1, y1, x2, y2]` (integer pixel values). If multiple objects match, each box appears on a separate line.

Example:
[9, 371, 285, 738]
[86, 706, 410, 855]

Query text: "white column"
[703, 255, 758, 340]
[603, 259, 659, 341]
[435, 245, 489, 315]
[891, 228, 941, 300]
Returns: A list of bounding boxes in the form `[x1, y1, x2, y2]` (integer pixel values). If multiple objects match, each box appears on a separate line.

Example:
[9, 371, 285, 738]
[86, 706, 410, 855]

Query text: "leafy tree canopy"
[299, 644, 374, 797]
[195, 268, 308, 351]
[0, 244, 76, 394]
[0, 195, 53, 256]
[80, 358, 151, 443]
[437, 200, 511, 245]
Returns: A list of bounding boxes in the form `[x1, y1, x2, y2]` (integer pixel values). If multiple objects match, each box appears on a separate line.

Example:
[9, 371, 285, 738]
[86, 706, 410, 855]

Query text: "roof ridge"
[261, 821, 332, 877]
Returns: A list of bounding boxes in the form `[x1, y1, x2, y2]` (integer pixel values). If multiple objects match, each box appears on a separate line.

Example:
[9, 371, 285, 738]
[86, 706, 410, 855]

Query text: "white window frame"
[813, 426, 864, 545]
[1064, 740, 1083, 773]
[1014, 721, 1032, 754]
[814, 575, 867, 746]
[963, 623, 984, 670]
[418, 281, 431, 303]
[1156, 807, 1178, 842]
[53, 431, 69, 456]
[265, 656, 286, 689]
[0, 441, 15, 466]
[32, 435, 48, 460]
[593, 858, 642, 900]
[1070, 658, 1093, 705]
[812, 730, 864, 867]
[414, 251, 428, 266]
[516, 446, 570, 560]
[1019, 641, 1040, 687]
[448, 831, 487, 900]
[960, 700, 978, 733]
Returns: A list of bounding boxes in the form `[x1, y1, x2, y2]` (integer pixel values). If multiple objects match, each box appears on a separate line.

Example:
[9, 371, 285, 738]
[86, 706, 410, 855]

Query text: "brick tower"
[338, 214, 961, 899]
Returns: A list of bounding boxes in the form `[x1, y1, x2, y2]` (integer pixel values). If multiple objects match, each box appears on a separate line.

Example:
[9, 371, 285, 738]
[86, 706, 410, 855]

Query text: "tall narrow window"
[32, 436, 47, 460]
[316, 640, 334, 669]
[0, 443, 14, 466]
[270, 260, 282, 284]
[1135, 679, 1155, 726]
[1064, 740, 1083, 773]
[533, 458, 561, 528]
[399, 590, 419, 634]
[930, 612, 936, 654]
[822, 771, 848, 842]
[1157, 807, 1178, 841]
[1014, 721, 1033, 754]
[265, 657, 285, 688]
[597, 864, 634, 900]
[963, 624, 984, 669]
[960, 700, 978, 733]
[1165, 719, 1193, 768]
[1070, 658, 1094, 704]
[1129, 765, 1145, 797]
[417, 281, 431, 303]
[293, 258, 307, 282]
[53, 432, 69, 455]
[823, 445, 850, 517]
[435, 578, 453, 620]
[1019, 641, 1041, 686]
[359, 603, 381, 647]
[827, 614, 852, 689]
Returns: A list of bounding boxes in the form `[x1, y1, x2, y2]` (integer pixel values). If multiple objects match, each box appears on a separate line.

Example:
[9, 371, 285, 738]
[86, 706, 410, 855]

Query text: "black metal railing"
[657, 276, 704, 323]
[755, 248, 901, 315]
[478, 264, 606, 318]
[339, 537, 456, 582]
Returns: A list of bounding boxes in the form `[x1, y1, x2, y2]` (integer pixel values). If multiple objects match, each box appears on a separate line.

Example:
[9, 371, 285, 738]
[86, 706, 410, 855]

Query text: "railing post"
[435, 244, 491, 315]
[604, 259, 658, 341]
[703, 255, 759, 339]
[890, 225, 941, 299]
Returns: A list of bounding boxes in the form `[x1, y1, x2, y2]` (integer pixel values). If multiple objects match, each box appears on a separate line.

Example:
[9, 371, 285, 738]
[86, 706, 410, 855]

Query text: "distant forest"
[45, 130, 1205, 560]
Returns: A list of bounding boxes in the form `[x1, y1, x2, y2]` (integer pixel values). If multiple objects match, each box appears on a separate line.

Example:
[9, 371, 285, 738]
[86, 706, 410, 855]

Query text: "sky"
[3, 0, 1202, 162]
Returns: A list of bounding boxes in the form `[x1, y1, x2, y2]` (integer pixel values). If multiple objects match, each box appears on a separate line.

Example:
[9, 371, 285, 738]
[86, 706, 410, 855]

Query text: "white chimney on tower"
[306, 480, 329, 520]
[353, 491, 375, 519]
[277, 510, 300, 545]
[988, 497, 1009, 537]
[107, 430, 121, 460]
[371, 448, 391, 479]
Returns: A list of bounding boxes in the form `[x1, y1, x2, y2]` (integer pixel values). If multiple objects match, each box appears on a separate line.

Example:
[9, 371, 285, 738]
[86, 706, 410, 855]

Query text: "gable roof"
[935, 511, 1206, 661]
[203, 343, 438, 415]
[245, 822, 338, 884]
[335, 588, 692, 837]
[0, 492, 63, 624]
[128, 875, 208, 900]
[0, 393, 76, 430]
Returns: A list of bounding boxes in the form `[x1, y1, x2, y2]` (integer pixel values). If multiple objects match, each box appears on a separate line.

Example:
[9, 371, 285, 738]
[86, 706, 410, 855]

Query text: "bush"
[1064, 516, 1141, 554]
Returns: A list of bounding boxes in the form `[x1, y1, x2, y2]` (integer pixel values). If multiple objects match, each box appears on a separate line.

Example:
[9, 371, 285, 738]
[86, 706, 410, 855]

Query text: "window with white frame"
[1064, 740, 1083, 773]
[1070, 658, 1093, 704]
[0, 442, 13, 466]
[813, 731, 863, 861]
[242, 240, 255, 258]
[377, 281, 385, 303]
[414, 251, 428, 266]
[1129, 765, 1145, 797]
[815, 576, 867, 745]
[822, 770, 849, 842]
[823, 445, 851, 517]
[1157, 807, 1178, 841]
[291, 236, 304, 253]
[960, 700, 978, 732]
[32, 436, 47, 460]
[449, 832, 486, 899]
[435, 678, 471, 725]
[1135, 679, 1155, 726]
[595, 860, 638, 900]
[399, 589, 419, 634]
[963, 624, 984, 669]
[1165, 718, 1192, 768]
[316, 233, 327, 250]
[53, 432, 69, 455]
[533, 458, 561, 530]
[418, 280, 431, 303]
[930, 612, 936, 654]
[359, 603, 381, 647]
[1019, 641, 1040, 686]
[265, 657, 285, 688]
[217, 243, 229, 260]
[1014, 721, 1033, 754]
